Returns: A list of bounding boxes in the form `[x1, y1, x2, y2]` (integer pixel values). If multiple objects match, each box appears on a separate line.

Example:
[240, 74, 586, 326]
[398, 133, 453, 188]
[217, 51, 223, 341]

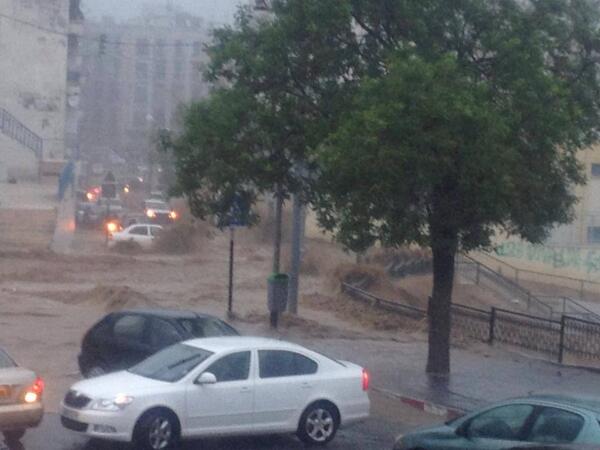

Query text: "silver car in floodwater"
[0, 347, 44, 443]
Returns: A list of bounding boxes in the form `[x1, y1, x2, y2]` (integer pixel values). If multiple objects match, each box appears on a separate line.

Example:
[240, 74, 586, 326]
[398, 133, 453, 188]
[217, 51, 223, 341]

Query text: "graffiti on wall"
[494, 241, 600, 274]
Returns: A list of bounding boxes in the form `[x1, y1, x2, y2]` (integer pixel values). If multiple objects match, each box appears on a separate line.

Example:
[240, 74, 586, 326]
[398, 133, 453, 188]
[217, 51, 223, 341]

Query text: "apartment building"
[79, 6, 213, 167]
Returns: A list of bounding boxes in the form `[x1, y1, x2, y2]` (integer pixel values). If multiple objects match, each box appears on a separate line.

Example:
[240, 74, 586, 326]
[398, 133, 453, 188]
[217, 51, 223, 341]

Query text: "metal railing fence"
[341, 282, 600, 365]
[0, 107, 43, 158]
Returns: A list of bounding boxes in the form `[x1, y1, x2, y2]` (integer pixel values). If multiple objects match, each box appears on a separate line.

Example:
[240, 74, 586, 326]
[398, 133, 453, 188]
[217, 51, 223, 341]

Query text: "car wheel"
[134, 410, 179, 450]
[83, 364, 106, 378]
[297, 401, 339, 446]
[3, 429, 26, 442]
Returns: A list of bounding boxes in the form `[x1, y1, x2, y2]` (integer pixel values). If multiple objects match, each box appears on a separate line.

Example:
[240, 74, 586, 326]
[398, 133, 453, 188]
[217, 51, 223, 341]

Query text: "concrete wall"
[487, 239, 600, 281]
[0, 0, 69, 164]
[547, 144, 600, 247]
[0, 133, 39, 181]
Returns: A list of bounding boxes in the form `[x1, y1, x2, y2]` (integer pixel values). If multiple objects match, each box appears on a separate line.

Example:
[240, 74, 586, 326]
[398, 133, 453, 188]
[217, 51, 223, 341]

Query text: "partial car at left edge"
[0, 347, 44, 444]
[61, 336, 370, 449]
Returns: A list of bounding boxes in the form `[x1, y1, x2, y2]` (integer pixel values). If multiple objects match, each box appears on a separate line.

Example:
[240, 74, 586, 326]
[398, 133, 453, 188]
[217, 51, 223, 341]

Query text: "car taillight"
[169, 211, 178, 220]
[146, 209, 156, 218]
[24, 377, 44, 403]
[362, 369, 369, 391]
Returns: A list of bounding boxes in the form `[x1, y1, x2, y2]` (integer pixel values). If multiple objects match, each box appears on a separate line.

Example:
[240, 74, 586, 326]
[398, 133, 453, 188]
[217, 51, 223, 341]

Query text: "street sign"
[220, 193, 250, 228]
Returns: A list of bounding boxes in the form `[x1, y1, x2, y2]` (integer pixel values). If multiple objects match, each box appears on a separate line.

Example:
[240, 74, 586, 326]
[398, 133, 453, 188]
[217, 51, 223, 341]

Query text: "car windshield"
[146, 201, 169, 210]
[178, 317, 239, 338]
[99, 199, 123, 207]
[129, 343, 212, 382]
[0, 349, 16, 368]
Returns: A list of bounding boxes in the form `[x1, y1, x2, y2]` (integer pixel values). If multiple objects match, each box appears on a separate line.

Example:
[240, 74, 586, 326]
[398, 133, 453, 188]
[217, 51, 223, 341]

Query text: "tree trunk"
[426, 232, 458, 376]
[272, 188, 284, 274]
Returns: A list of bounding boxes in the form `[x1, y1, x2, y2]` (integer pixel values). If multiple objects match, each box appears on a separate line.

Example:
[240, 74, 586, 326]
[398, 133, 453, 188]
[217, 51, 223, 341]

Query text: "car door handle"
[240, 387, 252, 394]
[301, 382, 313, 389]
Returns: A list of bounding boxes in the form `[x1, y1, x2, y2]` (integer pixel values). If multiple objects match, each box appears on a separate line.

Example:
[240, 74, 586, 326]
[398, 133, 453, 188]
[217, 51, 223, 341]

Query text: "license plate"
[62, 407, 81, 421]
[0, 386, 9, 399]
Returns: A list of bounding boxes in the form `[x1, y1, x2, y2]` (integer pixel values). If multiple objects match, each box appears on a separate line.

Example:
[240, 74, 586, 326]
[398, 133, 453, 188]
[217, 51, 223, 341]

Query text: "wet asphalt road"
[3, 413, 405, 450]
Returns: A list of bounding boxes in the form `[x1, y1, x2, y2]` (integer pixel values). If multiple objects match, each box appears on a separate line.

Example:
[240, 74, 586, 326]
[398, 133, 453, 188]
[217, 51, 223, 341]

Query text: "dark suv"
[78, 309, 239, 377]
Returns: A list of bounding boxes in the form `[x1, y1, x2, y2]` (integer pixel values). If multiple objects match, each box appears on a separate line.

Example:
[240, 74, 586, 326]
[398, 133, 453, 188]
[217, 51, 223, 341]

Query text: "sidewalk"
[50, 189, 75, 254]
[287, 336, 600, 413]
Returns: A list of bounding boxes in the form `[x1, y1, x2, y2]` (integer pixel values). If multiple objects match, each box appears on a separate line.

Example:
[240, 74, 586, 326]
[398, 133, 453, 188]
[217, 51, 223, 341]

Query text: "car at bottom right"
[61, 336, 370, 450]
[394, 395, 600, 450]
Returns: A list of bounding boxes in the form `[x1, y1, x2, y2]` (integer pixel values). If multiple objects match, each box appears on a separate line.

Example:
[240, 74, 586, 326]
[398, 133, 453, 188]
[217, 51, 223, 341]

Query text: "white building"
[79, 5, 214, 169]
[0, 0, 81, 180]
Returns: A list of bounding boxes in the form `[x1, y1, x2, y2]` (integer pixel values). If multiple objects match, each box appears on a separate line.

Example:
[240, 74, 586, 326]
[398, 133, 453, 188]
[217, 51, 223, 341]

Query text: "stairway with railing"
[0, 107, 43, 159]
[456, 254, 600, 322]
[471, 250, 600, 299]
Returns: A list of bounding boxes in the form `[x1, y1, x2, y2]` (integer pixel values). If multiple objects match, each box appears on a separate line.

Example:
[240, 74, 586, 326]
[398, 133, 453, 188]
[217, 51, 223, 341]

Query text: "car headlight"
[91, 394, 134, 411]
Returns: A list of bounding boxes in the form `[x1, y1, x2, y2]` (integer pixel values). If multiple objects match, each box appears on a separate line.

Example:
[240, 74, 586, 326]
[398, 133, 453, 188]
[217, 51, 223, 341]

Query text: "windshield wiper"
[166, 354, 205, 370]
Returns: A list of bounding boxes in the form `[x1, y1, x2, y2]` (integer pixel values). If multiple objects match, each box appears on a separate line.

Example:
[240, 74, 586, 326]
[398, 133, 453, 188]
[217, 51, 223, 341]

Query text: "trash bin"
[268, 273, 289, 313]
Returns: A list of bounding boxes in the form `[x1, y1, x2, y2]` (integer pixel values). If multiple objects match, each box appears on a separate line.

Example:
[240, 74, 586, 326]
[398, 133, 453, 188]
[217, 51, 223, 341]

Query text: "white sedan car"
[0, 347, 44, 443]
[108, 224, 163, 249]
[60, 337, 370, 449]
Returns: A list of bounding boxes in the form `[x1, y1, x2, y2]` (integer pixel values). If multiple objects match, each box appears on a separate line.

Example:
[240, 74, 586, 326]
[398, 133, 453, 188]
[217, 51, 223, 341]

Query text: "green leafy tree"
[313, 0, 600, 374]
[172, 2, 358, 273]
[171, 0, 600, 373]
[170, 87, 260, 226]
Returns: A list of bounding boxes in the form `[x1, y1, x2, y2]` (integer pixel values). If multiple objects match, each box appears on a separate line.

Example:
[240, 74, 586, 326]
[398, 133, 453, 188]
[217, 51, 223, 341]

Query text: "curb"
[372, 387, 466, 419]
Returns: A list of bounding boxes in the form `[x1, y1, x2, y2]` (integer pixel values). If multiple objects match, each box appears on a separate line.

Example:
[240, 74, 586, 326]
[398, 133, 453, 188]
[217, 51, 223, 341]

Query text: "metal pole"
[228, 226, 235, 317]
[270, 189, 283, 328]
[105, 202, 110, 245]
[489, 307, 496, 344]
[288, 194, 304, 314]
[558, 315, 566, 364]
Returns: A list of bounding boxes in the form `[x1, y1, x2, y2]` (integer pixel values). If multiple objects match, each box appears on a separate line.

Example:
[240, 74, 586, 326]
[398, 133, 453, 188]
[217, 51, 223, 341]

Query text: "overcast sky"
[82, 0, 244, 25]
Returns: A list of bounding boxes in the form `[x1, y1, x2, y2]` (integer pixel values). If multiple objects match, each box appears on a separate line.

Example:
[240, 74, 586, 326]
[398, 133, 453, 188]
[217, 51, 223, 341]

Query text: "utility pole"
[288, 194, 305, 314]
[227, 226, 235, 318]
[270, 188, 284, 328]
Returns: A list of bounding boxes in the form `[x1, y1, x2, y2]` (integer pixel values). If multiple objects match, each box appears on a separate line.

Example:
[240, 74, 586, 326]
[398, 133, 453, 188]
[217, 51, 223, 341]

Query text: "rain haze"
[4, 0, 600, 449]
[82, 0, 243, 24]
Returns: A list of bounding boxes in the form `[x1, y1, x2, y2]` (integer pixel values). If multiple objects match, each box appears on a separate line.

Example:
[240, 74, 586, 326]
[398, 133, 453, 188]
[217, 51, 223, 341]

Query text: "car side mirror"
[195, 372, 217, 385]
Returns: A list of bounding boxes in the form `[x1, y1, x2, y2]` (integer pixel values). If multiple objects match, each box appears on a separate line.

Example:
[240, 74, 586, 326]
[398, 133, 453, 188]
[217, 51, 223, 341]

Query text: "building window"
[192, 41, 202, 57]
[134, 86, 147, 105]
[588, 226, 600, 243]
[152, 109, 166, 128]
[172, 83, 186, 104]
[136, 62, 148, 81]
[153, 60, 166, 81]
[154, 39, 166, 58]
[175, 40, 185, 59]
[173, 60, 184, 79]
[133, 111, 147, 129]
[136, 39, 150, 57]
[592, 164, 600, 178]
